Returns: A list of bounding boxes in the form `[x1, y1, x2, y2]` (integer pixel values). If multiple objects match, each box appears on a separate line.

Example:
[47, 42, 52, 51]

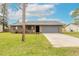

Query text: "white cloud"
[19, 19, 28, 23]
[26, 4, 55, 17]
[8, 4, 57, 22]
[8, 9, 19, 20]
[38, 18, 61, 21]
[26, 4, 55, 12]
[70, 10, 75, 16]
[38, 18, 65, 23]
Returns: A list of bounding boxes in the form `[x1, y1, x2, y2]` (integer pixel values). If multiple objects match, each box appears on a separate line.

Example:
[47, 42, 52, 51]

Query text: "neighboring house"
[0, 24, 3, 32]
[10, 21, 64, 33]
[65, 23, 79, 32]
[0, 14, 3, 32]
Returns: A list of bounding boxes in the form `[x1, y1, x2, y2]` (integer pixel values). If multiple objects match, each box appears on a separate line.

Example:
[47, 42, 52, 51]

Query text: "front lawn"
[63, 32, 79, 38]
[1, 32, 79, 56]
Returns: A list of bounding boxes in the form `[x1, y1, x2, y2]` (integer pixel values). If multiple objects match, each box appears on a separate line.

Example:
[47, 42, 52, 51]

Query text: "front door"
[36, 25, 40, 32]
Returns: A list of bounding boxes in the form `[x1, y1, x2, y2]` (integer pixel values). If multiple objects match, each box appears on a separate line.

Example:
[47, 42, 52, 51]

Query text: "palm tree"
[71, 8, 79, 24]
[71, 8, 79, 17]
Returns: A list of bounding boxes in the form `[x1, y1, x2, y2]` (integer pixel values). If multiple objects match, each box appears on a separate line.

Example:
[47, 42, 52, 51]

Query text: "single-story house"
[65, 23, 79, 32]
[10, 21, 64, 33]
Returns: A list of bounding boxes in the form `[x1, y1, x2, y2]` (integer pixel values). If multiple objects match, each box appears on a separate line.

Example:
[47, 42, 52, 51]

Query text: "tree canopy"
[71, 8, 79, 24]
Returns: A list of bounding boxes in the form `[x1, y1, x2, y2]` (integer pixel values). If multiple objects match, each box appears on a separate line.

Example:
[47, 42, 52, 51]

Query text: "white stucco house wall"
[0, 13, 3, 32]
[65, 23, 79, 32]
[0, 25, 3, 32]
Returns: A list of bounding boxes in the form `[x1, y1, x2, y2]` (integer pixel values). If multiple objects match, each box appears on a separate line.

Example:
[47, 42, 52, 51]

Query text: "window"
[27, 26, 31, 30]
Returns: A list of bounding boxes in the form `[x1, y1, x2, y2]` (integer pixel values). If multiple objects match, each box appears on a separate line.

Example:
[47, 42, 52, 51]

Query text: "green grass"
[0, 32, 79, 56]
[63, 32, 79, 38]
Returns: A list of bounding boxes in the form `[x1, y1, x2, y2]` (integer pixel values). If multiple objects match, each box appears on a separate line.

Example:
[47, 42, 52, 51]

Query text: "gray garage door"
[40, 26, 59, 33]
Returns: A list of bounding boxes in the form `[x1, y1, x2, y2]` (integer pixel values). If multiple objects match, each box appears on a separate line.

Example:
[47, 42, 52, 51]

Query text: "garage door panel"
[40, 26, 59, 33]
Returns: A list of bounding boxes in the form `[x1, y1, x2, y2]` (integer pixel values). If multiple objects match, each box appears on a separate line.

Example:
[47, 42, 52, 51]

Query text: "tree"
[14, 3, 27, 42]
[71, 8, 79, 17]
[0, 3, 8, 31]
[21, 3, 26, 41]
[71, 8, 79, 24]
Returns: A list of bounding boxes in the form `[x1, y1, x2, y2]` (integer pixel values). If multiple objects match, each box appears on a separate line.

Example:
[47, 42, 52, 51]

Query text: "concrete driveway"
[43, 33, 79, 48]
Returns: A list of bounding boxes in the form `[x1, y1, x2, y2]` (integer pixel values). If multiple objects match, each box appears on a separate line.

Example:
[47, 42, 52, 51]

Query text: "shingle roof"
[67, 23, 79, 27]
[11, 21, 64, 26]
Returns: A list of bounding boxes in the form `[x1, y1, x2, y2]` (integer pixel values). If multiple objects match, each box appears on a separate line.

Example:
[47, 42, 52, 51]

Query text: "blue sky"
[7, 3, 79, 24]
